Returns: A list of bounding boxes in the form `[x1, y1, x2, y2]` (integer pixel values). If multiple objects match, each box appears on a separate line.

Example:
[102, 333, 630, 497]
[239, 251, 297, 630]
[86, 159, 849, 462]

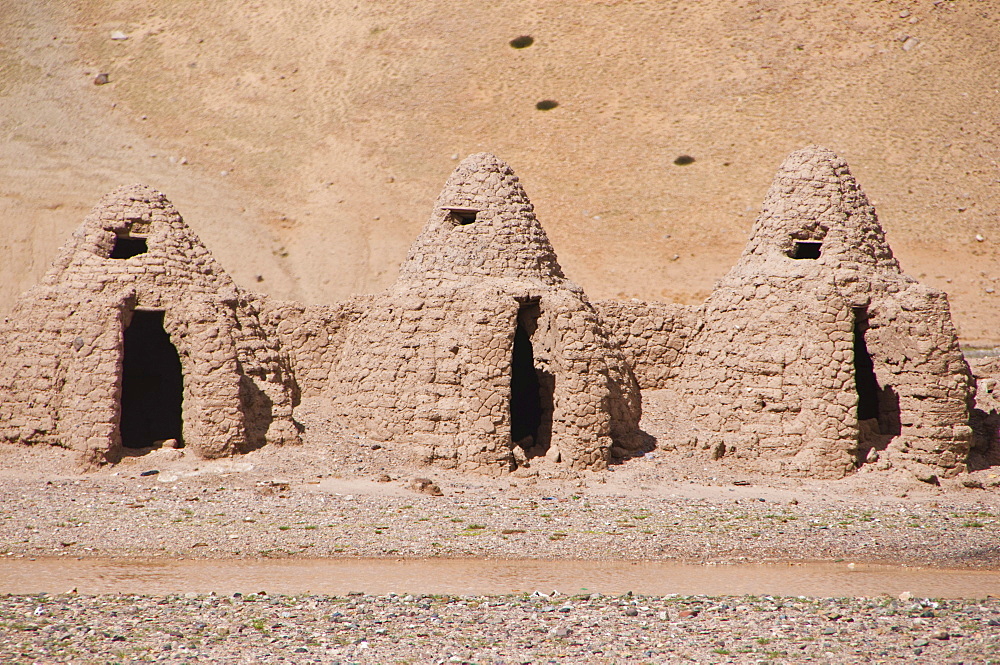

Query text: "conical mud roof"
[398, 153, 567, 285]
[737, 146, 899, 273]
[42, 183, 236, 300]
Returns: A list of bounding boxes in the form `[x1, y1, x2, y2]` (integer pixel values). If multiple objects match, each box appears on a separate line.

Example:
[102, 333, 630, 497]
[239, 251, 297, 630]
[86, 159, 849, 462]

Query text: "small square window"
[110, 236, 148, 259]
[789, 241, 822, 259]
[446, 207, 479, 226]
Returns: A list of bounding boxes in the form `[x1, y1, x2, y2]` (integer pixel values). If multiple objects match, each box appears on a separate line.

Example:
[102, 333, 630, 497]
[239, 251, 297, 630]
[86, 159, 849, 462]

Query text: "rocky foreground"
[1, 590, 998, 664]
[1, 460, 999, 567]
[1, 405, 999, 663]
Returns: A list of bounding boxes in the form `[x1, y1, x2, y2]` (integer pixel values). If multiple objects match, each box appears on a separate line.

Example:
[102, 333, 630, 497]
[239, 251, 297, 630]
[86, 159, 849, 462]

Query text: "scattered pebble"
[0, 593, 992, 662]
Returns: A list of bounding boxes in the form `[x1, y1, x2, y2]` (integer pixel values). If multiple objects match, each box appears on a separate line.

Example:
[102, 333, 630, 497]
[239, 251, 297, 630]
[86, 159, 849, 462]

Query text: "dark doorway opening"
[120, 310, 183, 448]
[853, 307, 900, 465]
[110, 236, 148, 259]
[509, 302, 554, 461]
[854, 308, 880, 421]
[510, 317, 541, 444]
[789, 241, 822, 259]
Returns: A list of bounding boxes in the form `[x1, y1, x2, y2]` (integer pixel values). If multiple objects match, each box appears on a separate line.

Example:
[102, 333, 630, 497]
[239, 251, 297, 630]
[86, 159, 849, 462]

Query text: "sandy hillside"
[1, 0, 998, 342]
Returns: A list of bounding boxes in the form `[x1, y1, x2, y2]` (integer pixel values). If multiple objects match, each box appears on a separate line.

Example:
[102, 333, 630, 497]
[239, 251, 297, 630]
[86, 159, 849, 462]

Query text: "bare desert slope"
[2, 0, 998, 342]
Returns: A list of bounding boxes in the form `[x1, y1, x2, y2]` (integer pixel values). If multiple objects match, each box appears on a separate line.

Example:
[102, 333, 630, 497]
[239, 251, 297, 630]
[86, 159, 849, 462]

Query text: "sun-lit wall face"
[0, 185, 300, 467]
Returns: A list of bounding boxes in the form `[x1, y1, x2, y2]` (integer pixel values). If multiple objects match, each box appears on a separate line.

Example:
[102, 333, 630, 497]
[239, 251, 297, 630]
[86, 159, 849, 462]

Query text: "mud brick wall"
[257, 297, 369, 399]
[0, 150, 980, 482]
[325, 154, 642, 474]
[669, 147, 972, 479]
[0, 185, 299, 466]
[594, 300, 699, 390]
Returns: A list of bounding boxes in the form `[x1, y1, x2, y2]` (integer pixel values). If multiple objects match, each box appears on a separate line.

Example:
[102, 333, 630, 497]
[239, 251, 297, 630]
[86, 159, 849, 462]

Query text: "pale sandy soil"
[2, 0, 1000, 342]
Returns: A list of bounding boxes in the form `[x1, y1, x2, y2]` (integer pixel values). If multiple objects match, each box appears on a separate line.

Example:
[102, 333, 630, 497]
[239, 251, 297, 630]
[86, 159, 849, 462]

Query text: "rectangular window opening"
[447, 208, 479, 226]
[110, 235, 148, 259]
[789, 241, 822, 259]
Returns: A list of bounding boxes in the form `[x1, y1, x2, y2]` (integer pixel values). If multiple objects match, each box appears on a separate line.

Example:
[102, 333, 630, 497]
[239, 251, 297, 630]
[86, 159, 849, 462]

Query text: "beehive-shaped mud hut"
[0, 185, 299, 466]
[324, 154, 643, 473]
[670, 146, 973, 478]
[0, 149, 983, 482]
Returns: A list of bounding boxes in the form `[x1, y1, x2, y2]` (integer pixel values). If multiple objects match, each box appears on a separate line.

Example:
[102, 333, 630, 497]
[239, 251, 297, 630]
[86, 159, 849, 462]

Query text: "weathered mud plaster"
[0, 185, 300, 467]
[324, 154, 644, 473]
[0, 148, 984, 481]
[604, 147, 973, 479]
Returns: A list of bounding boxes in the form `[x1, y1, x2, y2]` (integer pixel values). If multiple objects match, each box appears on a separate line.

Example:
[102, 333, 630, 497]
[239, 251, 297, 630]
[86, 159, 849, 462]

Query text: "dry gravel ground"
[1, 591, 998, 664]
[2, 383, 998, 661]
[2, 394, 999, 567]
[1, 396, 1000, 662]
[1, 456, 1000, 567]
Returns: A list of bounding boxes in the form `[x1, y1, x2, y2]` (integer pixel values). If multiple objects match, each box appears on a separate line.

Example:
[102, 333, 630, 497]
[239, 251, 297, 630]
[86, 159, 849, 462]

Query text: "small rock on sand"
[409, 477, 443, 496]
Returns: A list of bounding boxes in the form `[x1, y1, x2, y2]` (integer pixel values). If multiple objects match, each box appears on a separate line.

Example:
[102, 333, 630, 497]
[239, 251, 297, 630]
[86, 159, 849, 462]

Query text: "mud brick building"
[0, 148, 984, 480]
